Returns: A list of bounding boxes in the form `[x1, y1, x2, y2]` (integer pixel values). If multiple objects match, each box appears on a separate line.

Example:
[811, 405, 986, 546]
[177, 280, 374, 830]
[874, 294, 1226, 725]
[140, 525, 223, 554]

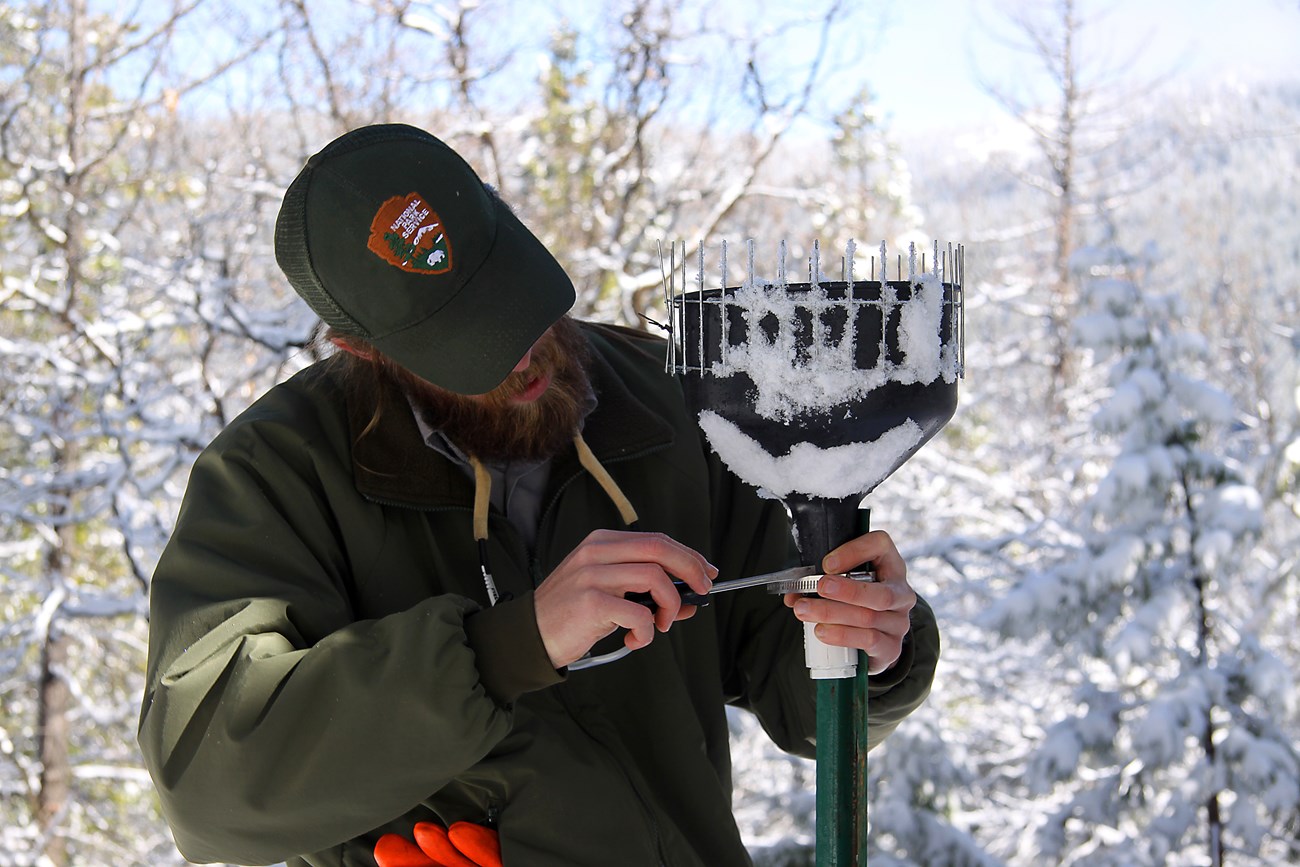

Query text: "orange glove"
[374, 821, 503, 867]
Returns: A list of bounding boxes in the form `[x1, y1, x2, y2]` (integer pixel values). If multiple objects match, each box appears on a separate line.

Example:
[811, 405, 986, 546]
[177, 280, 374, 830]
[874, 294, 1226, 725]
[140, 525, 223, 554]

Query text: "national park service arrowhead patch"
[367, 192, 453, 274]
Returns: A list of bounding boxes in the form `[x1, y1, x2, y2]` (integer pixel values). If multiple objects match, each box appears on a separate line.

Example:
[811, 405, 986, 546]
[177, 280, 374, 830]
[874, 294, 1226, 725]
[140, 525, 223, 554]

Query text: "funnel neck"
[785, 494, 870, 569]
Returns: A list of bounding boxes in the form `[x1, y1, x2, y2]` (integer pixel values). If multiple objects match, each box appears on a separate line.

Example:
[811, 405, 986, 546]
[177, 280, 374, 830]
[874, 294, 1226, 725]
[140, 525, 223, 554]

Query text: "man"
[137, 123, 939, 867]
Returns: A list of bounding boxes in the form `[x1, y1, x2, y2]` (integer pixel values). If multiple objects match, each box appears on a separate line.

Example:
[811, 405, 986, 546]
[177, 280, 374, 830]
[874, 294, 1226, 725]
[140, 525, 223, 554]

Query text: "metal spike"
[660, 240, 671, 373]
[720, 240, 729, 367]
[667, 241, 677, 373]
[682, 241, 689, 370]
[697, 242, 705, 374]
[960, 244, 966, 375]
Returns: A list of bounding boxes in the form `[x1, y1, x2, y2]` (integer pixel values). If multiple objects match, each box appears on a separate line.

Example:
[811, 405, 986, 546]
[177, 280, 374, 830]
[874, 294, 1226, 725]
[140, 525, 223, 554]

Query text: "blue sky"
[169, 0, 1300, 139]
[864, 0, 1300, 133]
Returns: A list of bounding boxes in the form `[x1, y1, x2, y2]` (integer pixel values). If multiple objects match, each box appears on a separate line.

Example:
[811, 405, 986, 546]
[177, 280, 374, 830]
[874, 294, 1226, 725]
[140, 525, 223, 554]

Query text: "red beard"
[392, 315, 594, 462]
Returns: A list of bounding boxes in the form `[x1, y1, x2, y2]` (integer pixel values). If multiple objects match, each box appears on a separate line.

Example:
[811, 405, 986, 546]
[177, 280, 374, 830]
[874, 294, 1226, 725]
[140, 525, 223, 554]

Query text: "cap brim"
[371, 201, 575, 395]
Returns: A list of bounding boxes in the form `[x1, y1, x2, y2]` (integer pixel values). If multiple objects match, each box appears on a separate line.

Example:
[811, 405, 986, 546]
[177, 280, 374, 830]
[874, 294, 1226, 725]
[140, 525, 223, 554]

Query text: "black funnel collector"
[665, 241, 964, 585]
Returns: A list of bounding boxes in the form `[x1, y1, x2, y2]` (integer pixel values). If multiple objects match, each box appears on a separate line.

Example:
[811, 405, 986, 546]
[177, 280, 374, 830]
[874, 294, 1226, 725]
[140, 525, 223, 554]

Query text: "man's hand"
[533, 529, 717, 669]
[782, 530, 915, 675]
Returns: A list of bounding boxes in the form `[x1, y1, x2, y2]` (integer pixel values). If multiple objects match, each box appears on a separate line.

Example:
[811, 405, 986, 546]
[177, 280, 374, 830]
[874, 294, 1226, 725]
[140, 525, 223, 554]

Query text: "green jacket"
[138, 322, 939, 867]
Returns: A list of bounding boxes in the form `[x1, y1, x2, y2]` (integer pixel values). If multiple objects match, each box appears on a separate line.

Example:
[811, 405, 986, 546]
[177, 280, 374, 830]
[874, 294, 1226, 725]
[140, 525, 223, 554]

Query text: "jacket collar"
[346, 325, 676, 510]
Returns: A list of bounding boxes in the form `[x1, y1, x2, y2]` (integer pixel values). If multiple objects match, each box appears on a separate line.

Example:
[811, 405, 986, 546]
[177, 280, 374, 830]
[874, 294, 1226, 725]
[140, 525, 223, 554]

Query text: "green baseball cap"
[275, 123, 575, 395]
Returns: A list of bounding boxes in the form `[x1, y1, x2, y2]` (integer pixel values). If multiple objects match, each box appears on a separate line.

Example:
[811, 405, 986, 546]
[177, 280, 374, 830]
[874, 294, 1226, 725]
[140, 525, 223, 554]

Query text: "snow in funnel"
[699, 411, 924, 500]
[717, 268, 956, 421]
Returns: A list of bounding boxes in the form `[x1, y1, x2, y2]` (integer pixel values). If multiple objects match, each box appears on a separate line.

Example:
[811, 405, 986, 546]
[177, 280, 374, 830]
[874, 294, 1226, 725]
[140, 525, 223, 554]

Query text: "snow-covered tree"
[977, 0, 1163, 406]
[983, 242, 1297, 866]
[0, 2, 306, 863]
[501, 0, 912, 323]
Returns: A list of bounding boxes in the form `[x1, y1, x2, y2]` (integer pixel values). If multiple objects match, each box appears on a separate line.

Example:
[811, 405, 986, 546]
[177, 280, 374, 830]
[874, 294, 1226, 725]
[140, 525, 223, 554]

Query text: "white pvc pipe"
[805, 620, 857, 679]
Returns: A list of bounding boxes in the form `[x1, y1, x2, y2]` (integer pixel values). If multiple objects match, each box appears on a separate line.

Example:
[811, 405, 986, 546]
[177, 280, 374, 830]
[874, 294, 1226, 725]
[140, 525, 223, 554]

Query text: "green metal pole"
[852, 654, 870, 861]
[816, 678, 855, 864]
[815, 507, 871, 866]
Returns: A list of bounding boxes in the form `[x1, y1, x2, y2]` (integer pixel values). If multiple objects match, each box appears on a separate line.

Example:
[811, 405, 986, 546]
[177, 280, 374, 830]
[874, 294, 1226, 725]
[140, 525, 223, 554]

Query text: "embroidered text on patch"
[367, 192, 453, 274]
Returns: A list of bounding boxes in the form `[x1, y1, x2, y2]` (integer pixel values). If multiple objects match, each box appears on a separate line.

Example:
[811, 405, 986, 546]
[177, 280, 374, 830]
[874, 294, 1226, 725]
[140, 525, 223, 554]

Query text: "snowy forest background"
[2, 0, 1298, 865]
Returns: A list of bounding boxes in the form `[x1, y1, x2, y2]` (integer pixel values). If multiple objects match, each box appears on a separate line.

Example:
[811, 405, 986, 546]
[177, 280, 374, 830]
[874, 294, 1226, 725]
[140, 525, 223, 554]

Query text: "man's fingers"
[536, 530, 717, 668]
[811, 623, 904, 670]
[809, 622, 902, 674]
[575, 562, 683, 628]
[822, 529, 905, 581]
[818, 573, 915, 612]
[790, 595, 911, 636]
[781, 575, 916, 621]
[571, 530, 717, 595]
[633, 566, 683, 631]
[783, 571, 915, 674]
[607, 598, 659, 650]
[794, 603, 908, 672]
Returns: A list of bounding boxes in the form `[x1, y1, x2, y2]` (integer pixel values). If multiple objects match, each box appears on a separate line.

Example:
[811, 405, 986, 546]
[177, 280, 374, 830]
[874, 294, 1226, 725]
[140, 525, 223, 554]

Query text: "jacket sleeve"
[136, 416, 555, 865]
[705, 446, 940, 758]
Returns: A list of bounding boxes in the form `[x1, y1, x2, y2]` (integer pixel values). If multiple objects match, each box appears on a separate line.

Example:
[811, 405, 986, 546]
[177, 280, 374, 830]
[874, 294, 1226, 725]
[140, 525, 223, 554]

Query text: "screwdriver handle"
[626, 581, 710, 610]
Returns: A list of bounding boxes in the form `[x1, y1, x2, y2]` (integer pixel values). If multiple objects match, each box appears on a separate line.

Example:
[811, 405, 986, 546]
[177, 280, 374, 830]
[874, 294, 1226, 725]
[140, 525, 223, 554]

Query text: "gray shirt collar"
[407, 398, 551, 551]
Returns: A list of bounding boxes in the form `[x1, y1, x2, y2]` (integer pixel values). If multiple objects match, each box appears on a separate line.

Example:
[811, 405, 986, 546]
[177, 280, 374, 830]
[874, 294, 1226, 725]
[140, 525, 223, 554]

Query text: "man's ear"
[329, 335, 376, 361]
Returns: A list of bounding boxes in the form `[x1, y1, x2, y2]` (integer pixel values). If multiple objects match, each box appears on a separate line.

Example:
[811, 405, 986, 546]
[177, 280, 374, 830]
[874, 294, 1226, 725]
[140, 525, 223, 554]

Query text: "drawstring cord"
[469, 432, 638, 608]
[574, 434, 638, 526]
[470, 456, 500, 606]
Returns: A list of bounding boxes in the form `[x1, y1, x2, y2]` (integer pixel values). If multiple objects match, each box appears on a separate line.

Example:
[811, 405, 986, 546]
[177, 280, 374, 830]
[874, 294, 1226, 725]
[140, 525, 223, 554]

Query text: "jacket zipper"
[536, 442, 676, 865]
[355, 499, 505, 607]
[533, 441, 672, 560]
